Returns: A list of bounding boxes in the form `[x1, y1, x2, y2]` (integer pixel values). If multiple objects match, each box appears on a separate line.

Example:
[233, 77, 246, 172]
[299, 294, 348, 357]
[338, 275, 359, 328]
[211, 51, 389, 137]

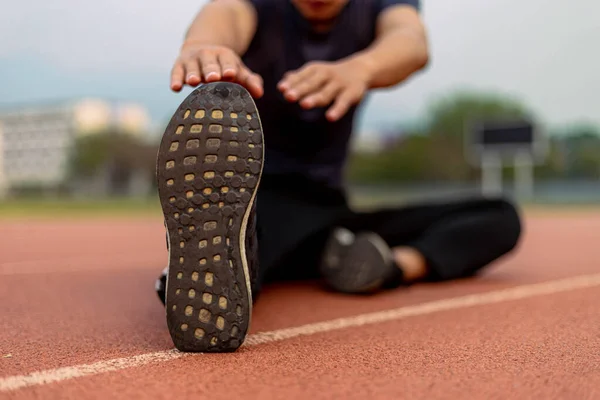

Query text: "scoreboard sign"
[466, 119, 547, 164]
[465, 119, 547, 198]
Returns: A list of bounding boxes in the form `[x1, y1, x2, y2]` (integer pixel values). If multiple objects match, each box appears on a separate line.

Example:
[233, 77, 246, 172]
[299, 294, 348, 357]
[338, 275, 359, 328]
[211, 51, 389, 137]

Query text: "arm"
[170, 0, 263, 97]
[351, 4, 429, 89]
[277, 2, 429, 121]
[182, 0, 257, 55]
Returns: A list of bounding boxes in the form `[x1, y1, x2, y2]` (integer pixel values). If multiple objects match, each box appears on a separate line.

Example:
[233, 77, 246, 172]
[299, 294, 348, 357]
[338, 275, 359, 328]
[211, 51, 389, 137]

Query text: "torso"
[243, 0, 380, 188]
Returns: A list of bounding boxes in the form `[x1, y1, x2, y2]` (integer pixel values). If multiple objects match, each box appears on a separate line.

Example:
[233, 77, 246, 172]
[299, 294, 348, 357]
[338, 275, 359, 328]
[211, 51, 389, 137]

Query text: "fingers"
[177, 49, 224, 88]
[277, 63, 317, 92]
[198, 51, 222, 82]
[326, 89, 359, 122]
[218, 51, 239, 81]
[246, 73, 264, 98]
[277, 71, 299, 93]
[299, 81, 341, 109]
[183, 59, 202, 87]
[238, 65, 264, 98]
[170, 46, 263, 98]
[284, 72, 329, 102]
[170, 61, 185, 92]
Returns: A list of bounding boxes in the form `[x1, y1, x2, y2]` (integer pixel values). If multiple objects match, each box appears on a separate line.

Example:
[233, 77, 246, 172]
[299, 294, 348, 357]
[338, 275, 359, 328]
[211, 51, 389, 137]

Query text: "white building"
[351, 129, 385, 154]
[0, 99, 151, 195]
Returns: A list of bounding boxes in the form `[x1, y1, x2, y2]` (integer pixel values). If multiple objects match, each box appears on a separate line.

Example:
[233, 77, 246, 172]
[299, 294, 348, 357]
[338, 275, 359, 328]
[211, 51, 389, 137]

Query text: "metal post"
[514, 152, 534, 200]
[481, 152, 503, 197]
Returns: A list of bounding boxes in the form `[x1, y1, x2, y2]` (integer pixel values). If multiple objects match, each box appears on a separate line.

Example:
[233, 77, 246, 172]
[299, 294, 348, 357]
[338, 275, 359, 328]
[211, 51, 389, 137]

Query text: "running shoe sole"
[321, 230, 394, 294]
[157, 82, 264, 352]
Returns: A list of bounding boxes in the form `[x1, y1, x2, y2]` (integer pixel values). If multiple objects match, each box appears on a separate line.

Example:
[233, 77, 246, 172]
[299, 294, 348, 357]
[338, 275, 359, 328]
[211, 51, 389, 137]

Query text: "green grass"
[0, 195, 598, 220]
[349, 193, 600, 211]
[0, 197, 162, 219]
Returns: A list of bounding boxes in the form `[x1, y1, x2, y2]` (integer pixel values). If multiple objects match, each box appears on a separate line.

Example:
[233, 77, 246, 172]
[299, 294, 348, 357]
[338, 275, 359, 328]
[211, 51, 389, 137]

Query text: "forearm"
[351, 26, 429, 89]
[184, 0, 257, 55]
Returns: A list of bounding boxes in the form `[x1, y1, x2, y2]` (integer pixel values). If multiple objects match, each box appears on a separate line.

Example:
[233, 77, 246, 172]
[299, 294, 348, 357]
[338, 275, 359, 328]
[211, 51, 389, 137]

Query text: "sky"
[1, 0, 599, 137]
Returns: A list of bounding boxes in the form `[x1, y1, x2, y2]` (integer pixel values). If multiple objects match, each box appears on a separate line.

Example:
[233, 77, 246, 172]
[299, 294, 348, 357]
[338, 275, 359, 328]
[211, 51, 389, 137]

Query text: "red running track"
[1, 212, 599, 399]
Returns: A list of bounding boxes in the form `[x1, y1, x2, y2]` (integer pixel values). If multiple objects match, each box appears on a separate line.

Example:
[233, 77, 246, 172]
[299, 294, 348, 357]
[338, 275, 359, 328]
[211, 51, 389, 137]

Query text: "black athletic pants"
[255, 174, 522, 291]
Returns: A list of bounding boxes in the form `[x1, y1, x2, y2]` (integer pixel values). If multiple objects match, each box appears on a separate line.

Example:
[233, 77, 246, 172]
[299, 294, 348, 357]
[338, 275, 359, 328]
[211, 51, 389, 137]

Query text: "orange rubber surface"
[1, 213, 599, 399]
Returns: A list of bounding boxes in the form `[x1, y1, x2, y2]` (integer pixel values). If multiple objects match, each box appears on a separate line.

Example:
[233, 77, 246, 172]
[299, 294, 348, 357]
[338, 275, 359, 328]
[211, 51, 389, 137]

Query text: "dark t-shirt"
[243, 0, 420, 187]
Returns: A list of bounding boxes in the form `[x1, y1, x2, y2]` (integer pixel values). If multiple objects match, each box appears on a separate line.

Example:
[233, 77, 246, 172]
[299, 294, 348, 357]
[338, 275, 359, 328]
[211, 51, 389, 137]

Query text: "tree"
[424, 90, 534, 181]
[347, 133, 432, 183]
[559, 124, 600, 179]
[347, 90, 536, 183]
[68, 130, 158, 196]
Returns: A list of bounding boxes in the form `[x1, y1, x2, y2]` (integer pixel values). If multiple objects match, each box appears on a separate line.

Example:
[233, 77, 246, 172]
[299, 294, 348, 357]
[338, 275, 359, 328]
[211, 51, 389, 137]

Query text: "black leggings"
[257, 175, 522, 287]
[340, 198, 522, 281]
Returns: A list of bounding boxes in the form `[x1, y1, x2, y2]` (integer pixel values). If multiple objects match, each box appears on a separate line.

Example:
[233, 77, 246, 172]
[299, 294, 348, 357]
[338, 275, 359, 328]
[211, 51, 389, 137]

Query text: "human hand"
[277, 59, 372, 122]
[170, 42, 264, 98]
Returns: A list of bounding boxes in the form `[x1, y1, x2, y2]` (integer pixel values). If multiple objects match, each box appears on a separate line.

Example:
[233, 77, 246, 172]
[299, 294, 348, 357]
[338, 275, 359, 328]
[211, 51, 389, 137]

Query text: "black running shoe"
[320, 228, 403, 294]
[156, 266, 168, 305]
[156, 82, 264, 353]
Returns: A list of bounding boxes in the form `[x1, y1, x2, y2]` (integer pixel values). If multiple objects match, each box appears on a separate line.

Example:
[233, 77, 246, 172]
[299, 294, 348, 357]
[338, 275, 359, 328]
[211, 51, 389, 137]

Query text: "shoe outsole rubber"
[321, 231, 393, 294]
[157, 82, 264, 352]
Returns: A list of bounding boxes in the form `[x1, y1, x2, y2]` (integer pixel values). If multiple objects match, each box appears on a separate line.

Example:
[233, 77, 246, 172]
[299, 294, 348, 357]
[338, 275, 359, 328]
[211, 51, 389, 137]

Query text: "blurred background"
[1, 0, 599, 217]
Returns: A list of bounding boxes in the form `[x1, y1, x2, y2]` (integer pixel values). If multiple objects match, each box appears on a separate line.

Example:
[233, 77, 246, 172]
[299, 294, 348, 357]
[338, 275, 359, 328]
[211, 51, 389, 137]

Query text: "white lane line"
[0, 351, 185, 393]
[244, 272, 600, 345]
[2, 273, 600, 392]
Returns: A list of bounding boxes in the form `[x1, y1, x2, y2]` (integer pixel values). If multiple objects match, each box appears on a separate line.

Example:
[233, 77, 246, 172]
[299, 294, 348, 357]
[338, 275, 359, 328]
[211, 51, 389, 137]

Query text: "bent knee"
[490, 197, 522, 252]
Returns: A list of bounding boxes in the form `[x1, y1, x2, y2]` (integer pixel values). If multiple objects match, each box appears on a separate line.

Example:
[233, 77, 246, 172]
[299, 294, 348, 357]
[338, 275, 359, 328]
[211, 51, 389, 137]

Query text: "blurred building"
[351, 129, 385, 153]
[0, 99, 151, 197]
